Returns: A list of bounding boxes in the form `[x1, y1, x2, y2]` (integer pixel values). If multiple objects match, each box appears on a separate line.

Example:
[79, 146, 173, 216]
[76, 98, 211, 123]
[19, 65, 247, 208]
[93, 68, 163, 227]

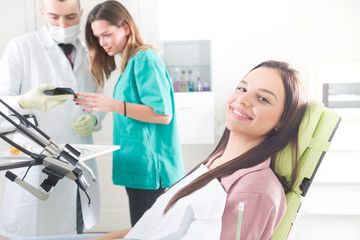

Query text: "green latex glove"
[71, 114, 97, 136]
[19, 84, 73, 112]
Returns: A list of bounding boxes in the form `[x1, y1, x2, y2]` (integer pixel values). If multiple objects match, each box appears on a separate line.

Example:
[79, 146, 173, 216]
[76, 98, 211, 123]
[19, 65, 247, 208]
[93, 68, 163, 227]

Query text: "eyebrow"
[47, 12, 78, 18]
[240, 80, 278, 101]
[95, 31, 110, 38]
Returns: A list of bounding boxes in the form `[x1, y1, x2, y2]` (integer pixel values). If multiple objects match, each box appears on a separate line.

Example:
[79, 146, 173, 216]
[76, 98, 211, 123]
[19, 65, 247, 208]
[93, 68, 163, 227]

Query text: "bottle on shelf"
[202, 80, 210, 91]
[172, 67, 181, 92]
[179, 69, 188, 92]
[187, 69, 195, 92]
[196, 77, 202, 92]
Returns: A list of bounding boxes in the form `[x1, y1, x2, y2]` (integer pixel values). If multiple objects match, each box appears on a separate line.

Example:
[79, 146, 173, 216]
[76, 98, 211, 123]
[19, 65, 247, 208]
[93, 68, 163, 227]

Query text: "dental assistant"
[0, 0, 104, 237]
[75, 0, 184, 227]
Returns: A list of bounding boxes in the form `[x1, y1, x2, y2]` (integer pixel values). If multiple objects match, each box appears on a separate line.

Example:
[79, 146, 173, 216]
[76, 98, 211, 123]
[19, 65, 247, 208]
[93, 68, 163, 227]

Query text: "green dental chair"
[271, 100, 341, 239]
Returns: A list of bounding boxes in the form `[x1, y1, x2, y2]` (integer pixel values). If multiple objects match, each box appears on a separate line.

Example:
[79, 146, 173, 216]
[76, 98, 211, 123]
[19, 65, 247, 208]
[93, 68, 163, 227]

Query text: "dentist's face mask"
[48, 23, 81, 44]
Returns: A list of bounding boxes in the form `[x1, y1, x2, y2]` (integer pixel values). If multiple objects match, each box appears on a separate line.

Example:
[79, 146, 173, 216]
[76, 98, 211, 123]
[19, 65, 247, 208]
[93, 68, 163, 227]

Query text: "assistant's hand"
[74, 92, 116, 112]
[18, 84, 73, 112]
[71, 114, 97, 136]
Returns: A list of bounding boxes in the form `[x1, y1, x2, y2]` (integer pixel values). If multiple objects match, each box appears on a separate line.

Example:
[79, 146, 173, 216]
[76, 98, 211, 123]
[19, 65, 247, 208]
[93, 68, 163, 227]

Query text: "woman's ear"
[267, 122, 281, 137]
[123, 22, 131, 36]
[265, 128, 276, 137]
[274, 121, 282, 132]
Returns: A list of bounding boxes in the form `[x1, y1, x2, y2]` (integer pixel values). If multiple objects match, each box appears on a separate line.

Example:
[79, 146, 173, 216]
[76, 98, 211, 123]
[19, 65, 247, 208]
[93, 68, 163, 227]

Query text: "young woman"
[82, 60, 309, 240]
[74, 0, 184, 226]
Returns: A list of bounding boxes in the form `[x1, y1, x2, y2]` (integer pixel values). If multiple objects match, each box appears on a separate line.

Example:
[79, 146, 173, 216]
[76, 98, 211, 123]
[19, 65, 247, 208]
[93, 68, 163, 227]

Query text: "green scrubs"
[112, 49, 184, 189]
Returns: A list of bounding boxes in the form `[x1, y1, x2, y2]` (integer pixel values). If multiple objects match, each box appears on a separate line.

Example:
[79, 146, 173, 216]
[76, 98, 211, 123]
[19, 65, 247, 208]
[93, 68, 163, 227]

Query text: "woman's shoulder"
[130, 49, 165, 71]
[229, 167, 285, 200]
[133, 48, 159, 61]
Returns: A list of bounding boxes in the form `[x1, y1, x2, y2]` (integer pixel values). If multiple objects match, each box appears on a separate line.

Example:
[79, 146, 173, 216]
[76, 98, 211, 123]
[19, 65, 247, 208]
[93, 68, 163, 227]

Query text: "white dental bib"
[125, 165, 227, 240]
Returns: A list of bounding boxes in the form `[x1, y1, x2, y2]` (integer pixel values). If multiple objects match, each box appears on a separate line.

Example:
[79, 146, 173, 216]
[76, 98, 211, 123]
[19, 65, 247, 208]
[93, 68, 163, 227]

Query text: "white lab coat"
[125, 165, 227, 240]
[0, 25, 104, 237]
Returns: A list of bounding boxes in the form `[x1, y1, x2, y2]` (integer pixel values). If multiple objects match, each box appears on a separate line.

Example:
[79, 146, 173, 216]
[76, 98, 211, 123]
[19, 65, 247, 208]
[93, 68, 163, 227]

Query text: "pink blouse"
[206, 154, 286, 240]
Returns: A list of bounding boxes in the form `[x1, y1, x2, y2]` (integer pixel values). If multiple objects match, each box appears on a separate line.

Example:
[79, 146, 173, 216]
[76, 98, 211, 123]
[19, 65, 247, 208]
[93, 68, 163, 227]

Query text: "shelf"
[167, 65, 210, 68]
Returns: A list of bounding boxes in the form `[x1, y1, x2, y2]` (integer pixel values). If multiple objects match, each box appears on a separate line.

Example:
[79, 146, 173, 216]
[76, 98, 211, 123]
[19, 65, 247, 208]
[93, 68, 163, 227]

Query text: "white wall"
[159, 0, 360, 125]
[0, 0, 37, 230]
[0, 0, 36, 54]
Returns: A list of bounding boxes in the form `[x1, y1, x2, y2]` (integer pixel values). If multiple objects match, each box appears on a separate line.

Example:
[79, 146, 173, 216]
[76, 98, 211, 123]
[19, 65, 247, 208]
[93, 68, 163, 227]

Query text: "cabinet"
[174, 92, 214, 144]
[162, 40, 214, 144]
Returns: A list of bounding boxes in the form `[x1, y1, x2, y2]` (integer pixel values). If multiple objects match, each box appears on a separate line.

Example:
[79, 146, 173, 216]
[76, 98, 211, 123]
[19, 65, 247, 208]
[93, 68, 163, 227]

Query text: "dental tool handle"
[6, 171, 49, 200]
[65, 143, 81, 157]
[49, 139, 61, 149]
[236, 202, 244, 240]
[0, 160, 39, 171]
[0, 111, 48, 148]
[76, 177, 91, 206]
[78, 161, 97, 181]
[0, 99, 51, 140]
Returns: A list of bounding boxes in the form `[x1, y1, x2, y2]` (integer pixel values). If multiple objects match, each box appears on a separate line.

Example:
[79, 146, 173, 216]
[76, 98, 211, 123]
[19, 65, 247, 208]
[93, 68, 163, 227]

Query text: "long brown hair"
[164, 60, 309, 214]
[85, 0, 153, 91]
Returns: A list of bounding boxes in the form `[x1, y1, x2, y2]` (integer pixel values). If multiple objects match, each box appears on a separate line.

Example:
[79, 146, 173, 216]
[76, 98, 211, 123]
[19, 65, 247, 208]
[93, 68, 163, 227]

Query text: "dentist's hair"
[41, 0, 81, 8]
[164, 60, 309, 214]
[85, 0, 153, 91]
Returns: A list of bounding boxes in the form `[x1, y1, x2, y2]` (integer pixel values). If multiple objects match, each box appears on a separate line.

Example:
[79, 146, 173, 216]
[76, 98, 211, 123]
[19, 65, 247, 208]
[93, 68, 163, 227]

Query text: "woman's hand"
[75, 92, 172, 124]
[75, 92, 117, 113]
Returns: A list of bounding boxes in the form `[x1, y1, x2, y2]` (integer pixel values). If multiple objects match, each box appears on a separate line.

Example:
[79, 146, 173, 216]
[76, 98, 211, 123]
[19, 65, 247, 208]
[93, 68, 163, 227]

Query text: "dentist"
[0, 0, 104, 237]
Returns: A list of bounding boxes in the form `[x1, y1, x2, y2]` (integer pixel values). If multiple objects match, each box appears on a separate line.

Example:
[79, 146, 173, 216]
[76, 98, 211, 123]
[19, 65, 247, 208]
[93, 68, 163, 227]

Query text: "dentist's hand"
[18, 84, 73, 112]
[71, 114, 97, 136]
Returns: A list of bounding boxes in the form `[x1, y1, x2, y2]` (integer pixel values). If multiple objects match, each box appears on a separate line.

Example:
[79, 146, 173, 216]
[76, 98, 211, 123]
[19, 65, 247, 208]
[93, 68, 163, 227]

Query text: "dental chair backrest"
[271, 100, 341, 240]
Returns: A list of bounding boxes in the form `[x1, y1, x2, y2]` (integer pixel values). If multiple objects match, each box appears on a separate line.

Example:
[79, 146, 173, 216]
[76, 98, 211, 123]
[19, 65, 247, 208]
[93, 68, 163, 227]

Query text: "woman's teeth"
[233, 109, 250, 119]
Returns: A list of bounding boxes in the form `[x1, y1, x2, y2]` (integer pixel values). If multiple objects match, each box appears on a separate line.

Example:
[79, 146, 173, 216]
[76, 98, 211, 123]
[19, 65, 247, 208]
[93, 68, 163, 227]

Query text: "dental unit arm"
[0, 99, 96, 204]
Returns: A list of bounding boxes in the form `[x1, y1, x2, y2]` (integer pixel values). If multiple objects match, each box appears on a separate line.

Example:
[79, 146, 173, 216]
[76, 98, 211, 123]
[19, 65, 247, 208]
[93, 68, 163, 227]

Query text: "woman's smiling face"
[225, 67, 286, 143]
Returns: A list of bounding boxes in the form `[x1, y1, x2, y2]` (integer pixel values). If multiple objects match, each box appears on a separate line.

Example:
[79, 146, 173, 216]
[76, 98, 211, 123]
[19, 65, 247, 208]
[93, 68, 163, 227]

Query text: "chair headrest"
[274, 100, 341, 195]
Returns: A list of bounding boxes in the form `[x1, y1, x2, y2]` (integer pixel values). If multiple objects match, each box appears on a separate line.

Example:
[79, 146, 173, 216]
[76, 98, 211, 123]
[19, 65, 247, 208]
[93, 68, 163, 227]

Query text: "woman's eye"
[104, 34, 111, 38]
[236, 87, 246, 92]
[259, 96, 269, 103]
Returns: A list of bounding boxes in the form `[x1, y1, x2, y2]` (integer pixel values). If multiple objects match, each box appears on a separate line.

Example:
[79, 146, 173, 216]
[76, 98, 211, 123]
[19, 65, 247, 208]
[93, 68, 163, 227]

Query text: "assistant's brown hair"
[85, 0, 153, 91]
[164, 60, 309, 214]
